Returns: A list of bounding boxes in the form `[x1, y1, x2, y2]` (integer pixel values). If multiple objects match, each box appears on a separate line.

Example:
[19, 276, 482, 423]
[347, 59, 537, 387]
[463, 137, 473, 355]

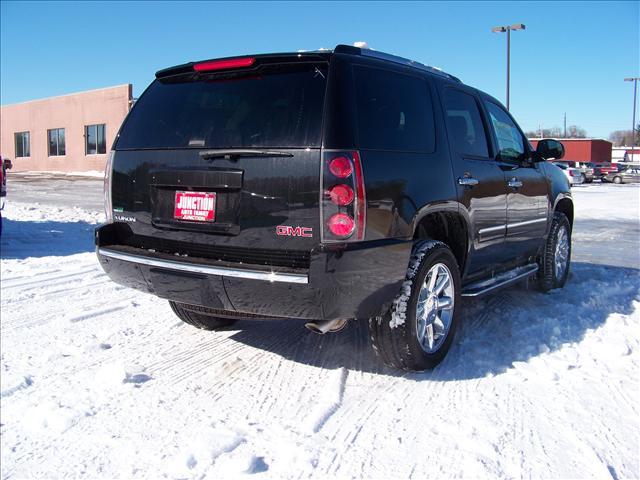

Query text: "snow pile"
[0, 184, 639, 479]
[2, 201, 104, 224]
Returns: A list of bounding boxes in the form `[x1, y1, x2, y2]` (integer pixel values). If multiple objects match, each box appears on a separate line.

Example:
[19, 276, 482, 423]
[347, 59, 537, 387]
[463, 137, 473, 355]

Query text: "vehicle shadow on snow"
[226, 261, 639, 381]
[0, 218, 96, 259]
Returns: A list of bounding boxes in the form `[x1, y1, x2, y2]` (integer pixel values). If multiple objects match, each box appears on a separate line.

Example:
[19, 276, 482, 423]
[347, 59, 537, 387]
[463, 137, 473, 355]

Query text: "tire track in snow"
[1, 267, 99, 289]
[205, 328, 312, 405]
[249, 327, 314, 417]
[2, 293, 138, 331]
[41, 280, 112, 297]
[68, 304, 131, 323]
[325, 292, 523, 478]
[303, 367, 348, 433]
[145, 332, 254, 386]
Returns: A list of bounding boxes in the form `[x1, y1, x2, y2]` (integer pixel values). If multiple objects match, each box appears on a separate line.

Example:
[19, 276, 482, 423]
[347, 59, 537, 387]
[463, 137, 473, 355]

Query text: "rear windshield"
[116, 63, 328, 150]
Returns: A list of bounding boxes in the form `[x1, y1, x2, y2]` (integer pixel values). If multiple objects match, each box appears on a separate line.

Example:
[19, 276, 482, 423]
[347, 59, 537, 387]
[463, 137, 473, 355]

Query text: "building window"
[14, 131, 30, 157]
[48, 128, 66, 156]
[85, 124, 106, 155]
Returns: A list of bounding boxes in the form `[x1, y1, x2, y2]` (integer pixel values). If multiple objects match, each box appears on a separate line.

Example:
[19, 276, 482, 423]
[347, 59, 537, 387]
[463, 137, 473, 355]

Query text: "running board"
[461, 264, 539, 298]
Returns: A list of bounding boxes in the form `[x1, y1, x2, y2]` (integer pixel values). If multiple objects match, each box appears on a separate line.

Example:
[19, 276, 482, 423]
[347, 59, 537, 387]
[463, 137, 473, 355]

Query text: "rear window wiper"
[199, 149, 294, 160]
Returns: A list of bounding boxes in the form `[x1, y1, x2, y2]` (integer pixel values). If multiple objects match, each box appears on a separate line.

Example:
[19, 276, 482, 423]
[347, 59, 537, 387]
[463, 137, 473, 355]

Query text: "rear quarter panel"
[323, 55, 458, 242]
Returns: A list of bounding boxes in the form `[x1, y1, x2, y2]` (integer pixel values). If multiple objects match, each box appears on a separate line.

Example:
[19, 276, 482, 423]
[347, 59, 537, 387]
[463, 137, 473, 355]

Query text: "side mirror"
[535, 139, 564, 161]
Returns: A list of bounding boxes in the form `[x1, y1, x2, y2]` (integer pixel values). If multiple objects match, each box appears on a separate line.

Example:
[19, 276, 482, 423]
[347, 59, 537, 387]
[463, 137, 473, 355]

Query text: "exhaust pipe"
[305, 318, 348, 334]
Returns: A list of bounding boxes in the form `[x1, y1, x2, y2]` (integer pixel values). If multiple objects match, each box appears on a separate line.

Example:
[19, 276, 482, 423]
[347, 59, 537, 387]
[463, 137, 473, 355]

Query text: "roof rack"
[334, 44, 461, 83]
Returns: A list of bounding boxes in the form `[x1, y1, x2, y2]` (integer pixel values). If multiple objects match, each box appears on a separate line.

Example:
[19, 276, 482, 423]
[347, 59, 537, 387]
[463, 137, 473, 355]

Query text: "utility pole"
[491, 23, 526, 111]
[564, 113, 567, 138]
[624, 77, 639, 147]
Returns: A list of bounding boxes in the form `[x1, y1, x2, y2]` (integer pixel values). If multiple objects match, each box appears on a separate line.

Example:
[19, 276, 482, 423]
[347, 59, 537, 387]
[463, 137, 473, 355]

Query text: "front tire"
[538, 212, 571, 292]
[170, 301, 237, 330]
[369, 240, 461, 371]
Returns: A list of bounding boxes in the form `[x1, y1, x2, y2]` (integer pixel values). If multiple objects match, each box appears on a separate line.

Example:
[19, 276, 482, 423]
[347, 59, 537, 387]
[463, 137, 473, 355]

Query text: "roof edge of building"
[1, 84, 132, 108]
[527, 138, 611, 142]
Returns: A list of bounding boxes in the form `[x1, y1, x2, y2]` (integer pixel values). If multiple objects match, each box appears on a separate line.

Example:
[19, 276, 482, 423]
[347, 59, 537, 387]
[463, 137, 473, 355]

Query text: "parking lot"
[1, 176, 638, 479]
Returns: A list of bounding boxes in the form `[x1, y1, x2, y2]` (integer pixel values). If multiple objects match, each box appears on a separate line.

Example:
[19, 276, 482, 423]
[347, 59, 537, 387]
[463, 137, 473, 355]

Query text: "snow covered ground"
[1, 181, 639, 479]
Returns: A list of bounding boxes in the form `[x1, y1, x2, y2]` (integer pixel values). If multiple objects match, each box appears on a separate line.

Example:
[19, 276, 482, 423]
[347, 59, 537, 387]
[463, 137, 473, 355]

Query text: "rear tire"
[538, 212, 571, 292]
[169, 301, 237, 330]
[368, 240, 461, 371]
[613, 176, 622, 184]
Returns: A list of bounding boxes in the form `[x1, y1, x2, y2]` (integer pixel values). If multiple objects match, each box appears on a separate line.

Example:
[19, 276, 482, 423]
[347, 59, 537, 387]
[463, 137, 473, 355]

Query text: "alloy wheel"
[415, 263, 455, 353]
[555, 226, 569, 280]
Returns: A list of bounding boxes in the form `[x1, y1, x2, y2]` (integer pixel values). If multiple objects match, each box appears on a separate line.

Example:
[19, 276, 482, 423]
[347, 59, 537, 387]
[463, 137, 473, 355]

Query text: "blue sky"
[1, 1, 638, 138]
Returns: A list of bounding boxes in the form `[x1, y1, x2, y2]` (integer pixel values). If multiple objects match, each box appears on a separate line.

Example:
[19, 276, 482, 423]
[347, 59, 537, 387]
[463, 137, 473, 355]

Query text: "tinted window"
[354, 66, 435, 152]
[443, 90, 489, 157]
[485, 101, 525, 160]
[117, 64, 327, 149]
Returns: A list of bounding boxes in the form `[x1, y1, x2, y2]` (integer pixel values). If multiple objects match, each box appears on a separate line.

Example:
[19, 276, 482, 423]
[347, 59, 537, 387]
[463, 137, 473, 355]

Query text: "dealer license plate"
[174, 191, 217, 222]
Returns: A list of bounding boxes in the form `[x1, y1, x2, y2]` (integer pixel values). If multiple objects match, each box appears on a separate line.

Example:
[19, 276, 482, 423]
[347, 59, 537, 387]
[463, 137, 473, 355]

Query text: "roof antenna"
[353, 41, 370, 49]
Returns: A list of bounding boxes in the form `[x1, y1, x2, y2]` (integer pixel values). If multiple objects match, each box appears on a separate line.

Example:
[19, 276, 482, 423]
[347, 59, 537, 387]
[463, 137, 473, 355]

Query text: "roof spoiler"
[333, 44, 461, 83]
[155, 52, 330, 79]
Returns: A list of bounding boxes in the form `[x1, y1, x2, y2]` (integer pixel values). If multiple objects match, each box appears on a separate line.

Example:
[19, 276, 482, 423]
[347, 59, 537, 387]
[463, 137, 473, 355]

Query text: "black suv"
[96, 45, 573, 371]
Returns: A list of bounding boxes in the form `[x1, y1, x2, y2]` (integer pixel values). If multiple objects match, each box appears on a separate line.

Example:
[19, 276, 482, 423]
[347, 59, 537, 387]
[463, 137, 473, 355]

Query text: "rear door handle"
[458, 177, 479, 187]
[508, 178, 523, 188]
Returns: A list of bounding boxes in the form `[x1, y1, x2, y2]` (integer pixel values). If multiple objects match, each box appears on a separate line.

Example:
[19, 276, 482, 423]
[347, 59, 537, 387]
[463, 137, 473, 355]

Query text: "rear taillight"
[104, 151, 114, 223]
[321, 151, 366, 242]
[328, 184, 354, 206]
[328, 156, 353, 178]
[569, 170, 578, 177]
[327, 213, 355, 237]
[193, 57, 255, 72]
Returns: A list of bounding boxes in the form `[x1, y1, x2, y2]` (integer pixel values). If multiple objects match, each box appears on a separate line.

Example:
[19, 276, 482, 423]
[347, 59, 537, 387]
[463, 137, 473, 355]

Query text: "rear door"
[111, 58, 328, 254]
[442, 88, 509, 276]
[483, 100, 549, 262]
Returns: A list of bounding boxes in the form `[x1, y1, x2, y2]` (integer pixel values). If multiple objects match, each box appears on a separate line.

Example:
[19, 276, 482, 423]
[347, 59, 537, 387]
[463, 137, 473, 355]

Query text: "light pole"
[624, 77, 639, 147]
[492, 23, 526, 111]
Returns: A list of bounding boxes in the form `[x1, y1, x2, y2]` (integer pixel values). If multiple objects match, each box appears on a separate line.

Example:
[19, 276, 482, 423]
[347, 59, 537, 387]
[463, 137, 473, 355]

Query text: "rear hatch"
[108, 54, 329, 270]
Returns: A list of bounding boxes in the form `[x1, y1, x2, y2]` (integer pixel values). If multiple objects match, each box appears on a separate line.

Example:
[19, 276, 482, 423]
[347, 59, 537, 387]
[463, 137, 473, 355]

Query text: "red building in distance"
[529, 138, 612, 163]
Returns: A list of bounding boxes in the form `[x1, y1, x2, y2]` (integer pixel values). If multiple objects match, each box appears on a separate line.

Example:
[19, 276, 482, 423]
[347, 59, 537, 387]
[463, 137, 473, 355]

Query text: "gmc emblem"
[276, 225, 313, 237]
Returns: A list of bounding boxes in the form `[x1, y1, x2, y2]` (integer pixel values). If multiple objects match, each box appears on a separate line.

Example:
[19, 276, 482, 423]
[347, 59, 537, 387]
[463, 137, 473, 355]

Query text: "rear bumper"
[95, 224, 412, 321]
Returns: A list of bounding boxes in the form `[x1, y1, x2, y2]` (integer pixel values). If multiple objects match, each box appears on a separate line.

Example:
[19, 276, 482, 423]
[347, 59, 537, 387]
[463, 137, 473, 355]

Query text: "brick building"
[1, 85, 132, 172]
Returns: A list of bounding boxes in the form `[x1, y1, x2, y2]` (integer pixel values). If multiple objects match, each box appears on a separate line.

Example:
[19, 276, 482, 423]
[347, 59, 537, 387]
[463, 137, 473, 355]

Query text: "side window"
[484, 101, 525, 161]
[353, 66, 435, 152]
[442, 89, 489, 157]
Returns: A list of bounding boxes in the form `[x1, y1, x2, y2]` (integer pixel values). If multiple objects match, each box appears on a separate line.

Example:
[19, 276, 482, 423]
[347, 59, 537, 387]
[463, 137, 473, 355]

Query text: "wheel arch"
[411, 202, 470, 275]
[553, 194, 574, 228]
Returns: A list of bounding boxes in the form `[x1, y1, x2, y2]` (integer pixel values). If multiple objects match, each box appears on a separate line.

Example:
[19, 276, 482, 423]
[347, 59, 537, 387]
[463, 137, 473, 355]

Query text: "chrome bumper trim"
[98, 248, 309, 284]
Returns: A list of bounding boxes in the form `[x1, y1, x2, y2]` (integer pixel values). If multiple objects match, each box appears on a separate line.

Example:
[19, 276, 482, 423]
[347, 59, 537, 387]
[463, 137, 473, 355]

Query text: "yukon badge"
[276, 225, 313, 238]
[114, 214, 136, 223]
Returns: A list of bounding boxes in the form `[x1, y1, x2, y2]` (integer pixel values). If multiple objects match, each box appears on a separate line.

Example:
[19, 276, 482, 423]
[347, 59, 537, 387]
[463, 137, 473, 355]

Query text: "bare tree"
[525, 126, 586, 139]
[566, 125, 587, 138]
[609, 129, 634, 146]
